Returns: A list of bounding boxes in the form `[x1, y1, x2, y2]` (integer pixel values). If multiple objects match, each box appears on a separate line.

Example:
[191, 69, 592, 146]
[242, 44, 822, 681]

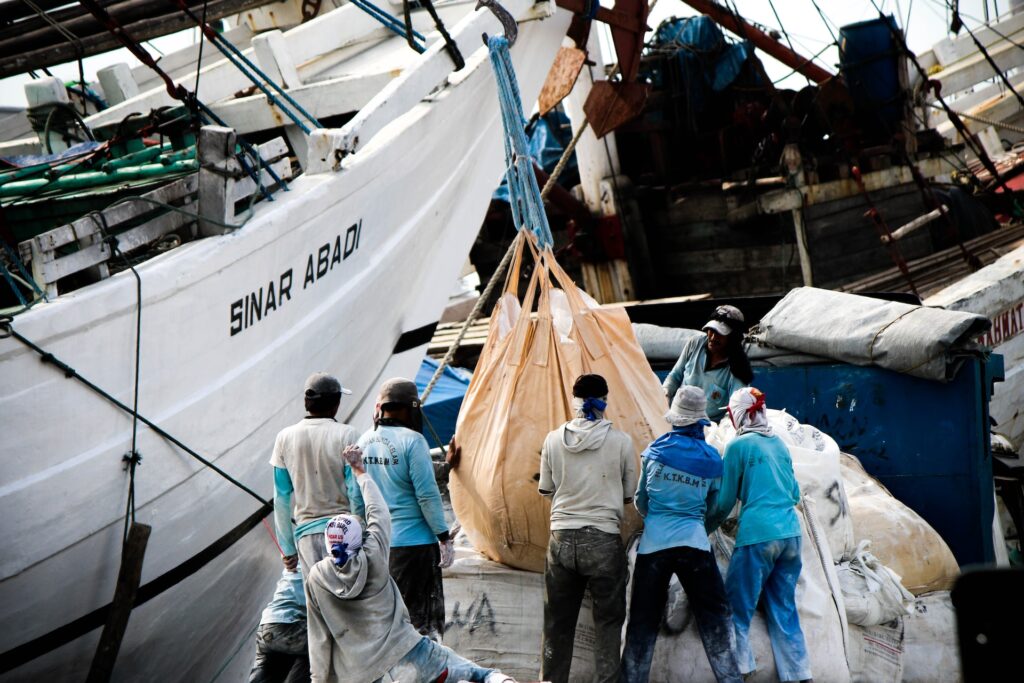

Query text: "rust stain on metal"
[538, 47, 586, 115]
[583, 81, 648, 138]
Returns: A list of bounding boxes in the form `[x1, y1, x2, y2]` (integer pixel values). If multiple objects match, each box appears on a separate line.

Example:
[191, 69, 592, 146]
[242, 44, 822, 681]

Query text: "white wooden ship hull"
[0, 2, 570, 679]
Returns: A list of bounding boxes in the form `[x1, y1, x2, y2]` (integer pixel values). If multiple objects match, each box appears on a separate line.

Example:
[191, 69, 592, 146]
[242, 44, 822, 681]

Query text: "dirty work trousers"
[621, 546, 742, 683]
[249, 622, 310, 683]
[391, 543, 445, 640]
[727, 537, 811, 682]
[541, 527, 627, 683]
[297, 532, 329, 584]
[373, 635, 495, 682]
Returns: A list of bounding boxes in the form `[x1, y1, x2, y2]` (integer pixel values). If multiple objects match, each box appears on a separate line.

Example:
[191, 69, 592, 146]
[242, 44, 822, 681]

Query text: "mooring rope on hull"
[0, 319, 269, 508]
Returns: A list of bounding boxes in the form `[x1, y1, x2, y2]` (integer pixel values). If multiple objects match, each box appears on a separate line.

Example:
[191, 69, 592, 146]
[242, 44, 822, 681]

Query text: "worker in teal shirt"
[705, 388, 811, 683]
[351, 377, 453, 641]
[663, 305, 752, 422]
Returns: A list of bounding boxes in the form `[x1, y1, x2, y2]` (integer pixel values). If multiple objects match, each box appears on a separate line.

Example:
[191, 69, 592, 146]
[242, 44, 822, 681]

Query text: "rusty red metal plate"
[538, 46, 587, 115]
[584, 80, 650, 138]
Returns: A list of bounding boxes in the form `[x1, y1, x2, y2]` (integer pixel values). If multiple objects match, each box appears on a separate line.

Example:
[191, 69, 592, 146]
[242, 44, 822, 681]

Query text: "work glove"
[438, 537, 455, 569]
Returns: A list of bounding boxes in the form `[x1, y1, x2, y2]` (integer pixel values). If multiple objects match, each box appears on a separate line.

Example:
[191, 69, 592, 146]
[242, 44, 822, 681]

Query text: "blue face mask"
[580, 397, 607, 421]
[331, 542, 351, 566]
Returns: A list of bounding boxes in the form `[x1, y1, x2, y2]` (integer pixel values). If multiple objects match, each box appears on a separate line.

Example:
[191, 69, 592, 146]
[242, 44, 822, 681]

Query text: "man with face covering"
[305, 448, 514, 683]
[352, 378, 453, 641]
[705, 388, 812, 683]
[537, 373, 638, 683]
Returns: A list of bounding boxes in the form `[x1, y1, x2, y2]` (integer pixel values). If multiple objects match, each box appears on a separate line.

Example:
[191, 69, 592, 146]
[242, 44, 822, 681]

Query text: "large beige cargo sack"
[840, 454, 960, 594]
[450, 238, 669, 572]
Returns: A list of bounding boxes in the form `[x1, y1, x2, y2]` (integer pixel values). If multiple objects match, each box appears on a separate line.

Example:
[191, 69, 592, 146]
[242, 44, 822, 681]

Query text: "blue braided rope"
[487, 35, 553, 249]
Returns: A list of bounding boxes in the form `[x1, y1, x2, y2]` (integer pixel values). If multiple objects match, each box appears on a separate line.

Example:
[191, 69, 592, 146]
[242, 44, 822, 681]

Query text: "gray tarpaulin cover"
[749, 287, 990, 382]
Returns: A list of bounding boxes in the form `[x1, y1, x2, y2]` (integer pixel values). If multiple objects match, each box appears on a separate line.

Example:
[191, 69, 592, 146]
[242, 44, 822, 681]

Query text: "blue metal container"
[653, 353, 1002, 565]
[839, 15, 904, 135]
[754, 354, 1003, 567]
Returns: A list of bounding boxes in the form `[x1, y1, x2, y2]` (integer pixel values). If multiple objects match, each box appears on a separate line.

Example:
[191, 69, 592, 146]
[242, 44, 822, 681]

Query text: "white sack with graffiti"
[706, 409, 855, 562]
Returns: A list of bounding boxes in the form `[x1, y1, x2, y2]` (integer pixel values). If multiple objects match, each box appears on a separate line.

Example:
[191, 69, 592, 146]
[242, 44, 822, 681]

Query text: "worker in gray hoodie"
[538, 373, 638, 683]
[305, 445, 515, 683]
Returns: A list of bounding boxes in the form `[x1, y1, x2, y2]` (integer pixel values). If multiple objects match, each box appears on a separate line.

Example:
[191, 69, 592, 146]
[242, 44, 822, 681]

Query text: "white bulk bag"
[706, 409, 856, 562]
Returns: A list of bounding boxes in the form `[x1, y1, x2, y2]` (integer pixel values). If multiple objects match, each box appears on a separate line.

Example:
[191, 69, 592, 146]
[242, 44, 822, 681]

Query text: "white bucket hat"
[665, 385, 709, 427]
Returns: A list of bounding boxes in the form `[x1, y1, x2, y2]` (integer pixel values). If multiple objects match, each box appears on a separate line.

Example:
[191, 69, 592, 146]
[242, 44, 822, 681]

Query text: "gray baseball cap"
[304, 372, 352, 399]
[377, 377, 420, 407]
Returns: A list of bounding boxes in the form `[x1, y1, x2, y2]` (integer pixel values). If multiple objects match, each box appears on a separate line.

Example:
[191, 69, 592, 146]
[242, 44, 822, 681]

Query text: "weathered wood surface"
[19, 135, 292, 293]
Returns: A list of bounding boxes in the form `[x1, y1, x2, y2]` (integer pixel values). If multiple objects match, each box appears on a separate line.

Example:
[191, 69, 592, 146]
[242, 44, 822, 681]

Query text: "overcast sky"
[0, 0, 1010, 107]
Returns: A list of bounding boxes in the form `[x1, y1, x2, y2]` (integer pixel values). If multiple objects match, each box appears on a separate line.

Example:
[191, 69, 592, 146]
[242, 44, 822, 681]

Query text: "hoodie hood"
[310, 550, 369, 599]
[642, 425, 723, 479]
[562, 418, 613, 453]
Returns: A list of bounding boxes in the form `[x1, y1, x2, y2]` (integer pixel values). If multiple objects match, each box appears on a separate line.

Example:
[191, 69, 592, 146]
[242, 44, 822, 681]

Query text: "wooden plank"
[927, 31, 1024, 100]
[78, 4, 385, 132]
[85, 523, 151, 683]
[334, 0, 543, 156]
[931, 12, 1024, 68]
[40, 209, 193, 283]
[0, 0, 271, 78]
[231, 157, 291, 202]
[660, 244, 793, 273]
[206, 71, 393, 136]
[22, 175, 196, 254]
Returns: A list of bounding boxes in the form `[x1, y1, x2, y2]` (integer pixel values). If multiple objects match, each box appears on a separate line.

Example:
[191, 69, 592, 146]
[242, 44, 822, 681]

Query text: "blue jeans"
[374, 637, 495, 682]
[621, 546, 742, 683]
[726, 537, 811, 682]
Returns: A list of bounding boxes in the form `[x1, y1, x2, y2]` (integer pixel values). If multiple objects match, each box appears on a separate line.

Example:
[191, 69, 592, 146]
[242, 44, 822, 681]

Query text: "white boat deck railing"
[307, 0, 553, 172]
[17, 133, 292, 298]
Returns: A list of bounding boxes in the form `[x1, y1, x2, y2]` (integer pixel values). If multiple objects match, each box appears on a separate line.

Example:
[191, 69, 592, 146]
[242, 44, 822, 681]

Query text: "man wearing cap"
[271, 372, 360, 583]
[663, 305, 753, 422]
[706, 388, 811, 683]
[352, 377, 453, 640]
[538, 373, 638, 683]
[305, 449, 515, 683]
[621, 386, 741, 683]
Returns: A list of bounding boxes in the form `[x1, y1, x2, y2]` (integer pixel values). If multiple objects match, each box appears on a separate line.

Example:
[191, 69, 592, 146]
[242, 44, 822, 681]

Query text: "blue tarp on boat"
[416, 357, 472, 449]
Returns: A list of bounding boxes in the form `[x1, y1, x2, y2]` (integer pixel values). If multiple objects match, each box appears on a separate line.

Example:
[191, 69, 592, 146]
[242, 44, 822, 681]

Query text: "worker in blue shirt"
[352, 377, 453, 641]
[249, 567, 309, 683]
[663, 305, 752, 422]
[706, 388, 812, 683]
[621, 386, 742, 683]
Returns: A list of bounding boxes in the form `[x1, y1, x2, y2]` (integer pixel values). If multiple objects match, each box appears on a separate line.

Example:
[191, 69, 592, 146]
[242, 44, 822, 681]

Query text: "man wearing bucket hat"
[305, 449, 515, 683]
[621, 386, 742, 683]
[351, 377, 454, 641]
[270, 372, 360, 582]
[706, 388, 811, 683]
[663, 305, 753, 422]
[538, 373, 638, 683]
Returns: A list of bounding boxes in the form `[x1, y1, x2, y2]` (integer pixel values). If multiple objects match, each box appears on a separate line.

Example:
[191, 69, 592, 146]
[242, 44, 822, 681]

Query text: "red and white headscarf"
[727, 387, 773, 436]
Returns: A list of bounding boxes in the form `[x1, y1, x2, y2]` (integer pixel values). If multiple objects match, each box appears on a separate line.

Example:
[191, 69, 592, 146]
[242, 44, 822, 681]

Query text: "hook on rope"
[0, 315, 12, 339]
[477, 0, 518, 47]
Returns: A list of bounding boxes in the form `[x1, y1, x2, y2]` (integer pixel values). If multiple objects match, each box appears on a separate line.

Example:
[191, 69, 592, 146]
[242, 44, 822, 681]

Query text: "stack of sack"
[444, 408, 964, 682]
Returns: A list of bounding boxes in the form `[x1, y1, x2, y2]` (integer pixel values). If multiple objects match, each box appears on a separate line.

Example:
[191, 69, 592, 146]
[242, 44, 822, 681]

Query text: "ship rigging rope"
[0, 317, 270, 508]
[89, 212, 145, 542]
[929, 103, 1024, 135]
[419, 121, 590, 405]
